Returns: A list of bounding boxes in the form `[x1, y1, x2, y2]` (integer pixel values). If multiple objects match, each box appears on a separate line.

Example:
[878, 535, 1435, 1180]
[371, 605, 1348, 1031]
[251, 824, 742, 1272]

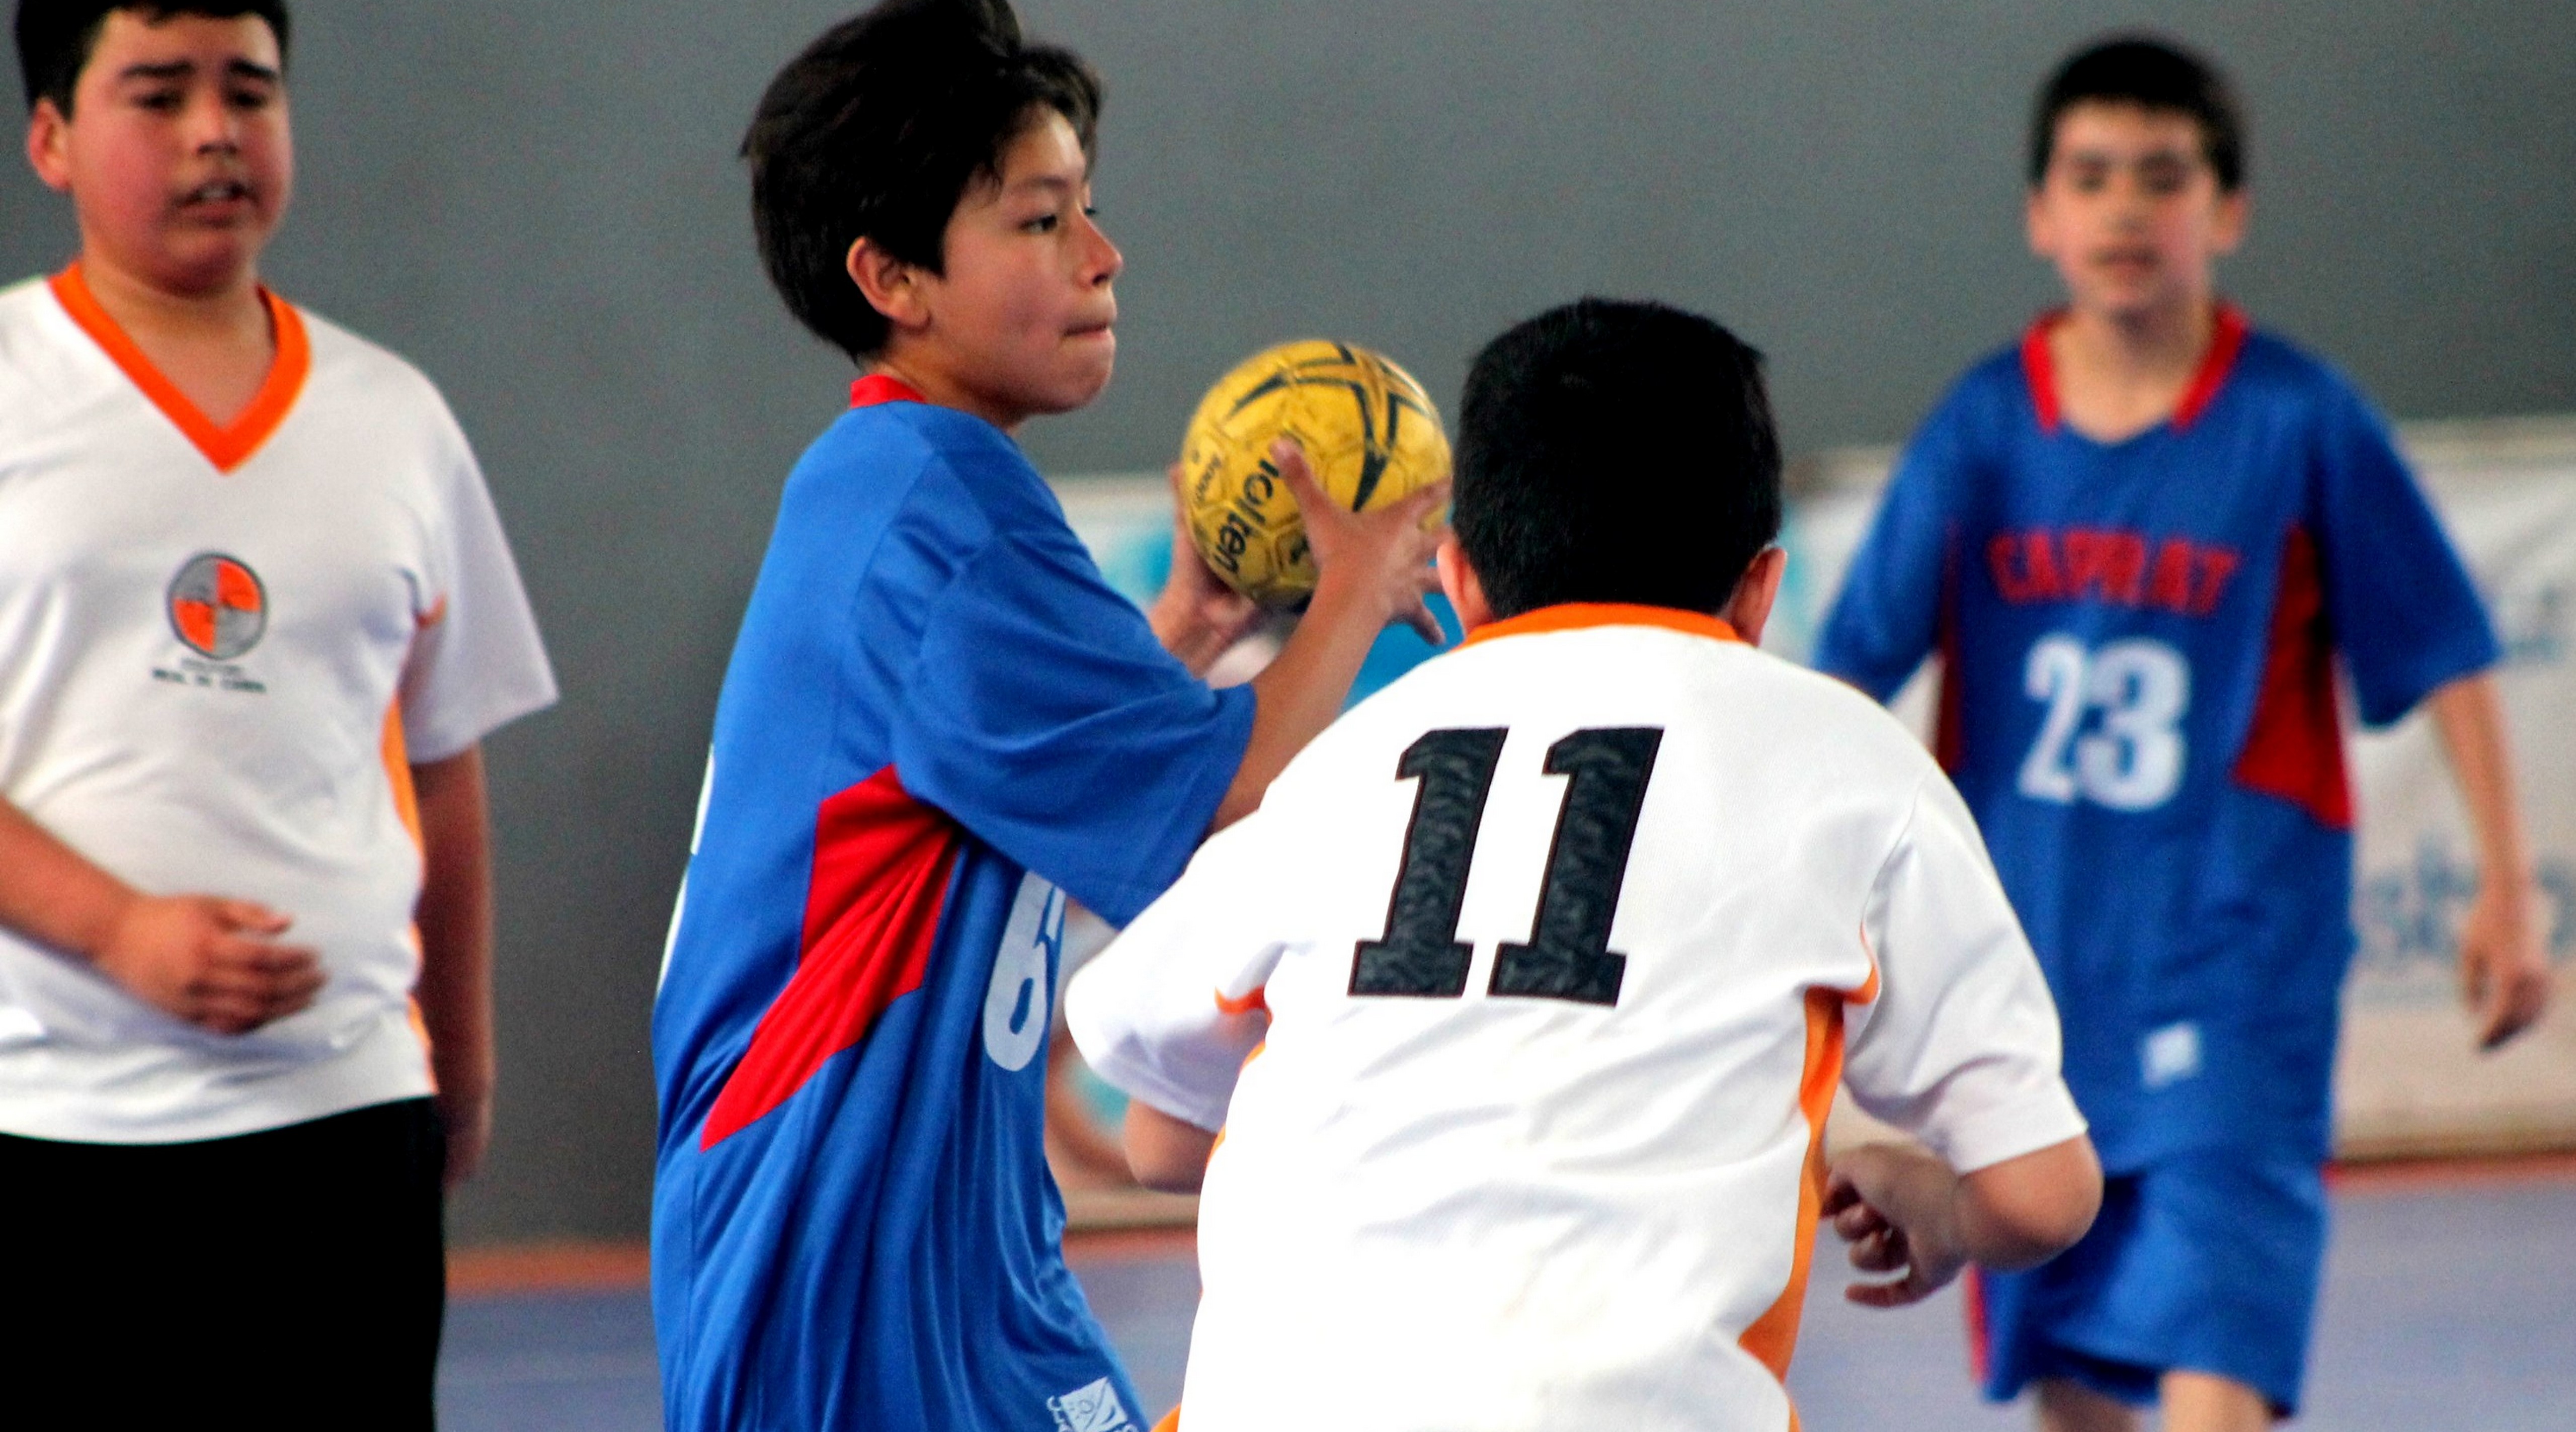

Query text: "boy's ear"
[1721, 546, 1788, 646]
[27, 99, 75, 193]
[1434, 534, 1495, 633]
[2024, 186, 2058, 262]
[845, 236, 931, 333]
[2210, 188, 2250, 257]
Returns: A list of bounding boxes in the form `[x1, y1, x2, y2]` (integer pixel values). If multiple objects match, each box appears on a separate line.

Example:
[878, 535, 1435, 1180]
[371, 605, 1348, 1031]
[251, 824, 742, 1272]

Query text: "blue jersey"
[651, 377, 1254, 1430]
[1817, 311, 2496, 1167]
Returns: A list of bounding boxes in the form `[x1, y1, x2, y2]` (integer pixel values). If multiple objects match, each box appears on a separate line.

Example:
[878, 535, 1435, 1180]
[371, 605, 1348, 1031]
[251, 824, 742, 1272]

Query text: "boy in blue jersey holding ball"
[648, 2, 1444, 1428]
[1819, 36, 2550, 1432]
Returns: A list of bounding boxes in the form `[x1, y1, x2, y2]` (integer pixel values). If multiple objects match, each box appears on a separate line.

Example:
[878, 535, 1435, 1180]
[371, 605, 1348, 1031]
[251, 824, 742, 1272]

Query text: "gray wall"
[3, 2, 2568, 1243]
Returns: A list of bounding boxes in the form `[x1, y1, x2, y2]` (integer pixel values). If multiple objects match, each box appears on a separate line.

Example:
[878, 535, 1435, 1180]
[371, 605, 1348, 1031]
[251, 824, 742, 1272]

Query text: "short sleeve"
[1842, 773, 2087, 1173]
[889, 523, 1255, 925]
[1064, 813, 1285, 1131]
[396, 416, 558, 763]
[2308, 383, 2500, 727]
[1815, 405, 1965, 700]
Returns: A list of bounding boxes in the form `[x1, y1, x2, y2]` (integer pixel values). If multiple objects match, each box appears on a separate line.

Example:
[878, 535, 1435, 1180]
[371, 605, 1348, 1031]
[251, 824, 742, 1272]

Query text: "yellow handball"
[1178, 340, 1451, 607]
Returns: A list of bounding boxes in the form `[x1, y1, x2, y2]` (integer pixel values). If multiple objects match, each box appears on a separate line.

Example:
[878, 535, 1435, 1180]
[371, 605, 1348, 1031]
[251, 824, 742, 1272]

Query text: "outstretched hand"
[2459, 876, 2550, 1051]
[90, 894, 323, 1035]
[1273, 439, 1447, 645]
[1822, 1142, 1971, 1309]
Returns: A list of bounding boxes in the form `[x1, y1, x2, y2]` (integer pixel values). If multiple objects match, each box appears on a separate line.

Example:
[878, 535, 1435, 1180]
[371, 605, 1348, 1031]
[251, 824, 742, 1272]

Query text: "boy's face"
[895, 109, 1121, 429]
[2026, 102, 2244, 324]
[24, 10, 291, 297]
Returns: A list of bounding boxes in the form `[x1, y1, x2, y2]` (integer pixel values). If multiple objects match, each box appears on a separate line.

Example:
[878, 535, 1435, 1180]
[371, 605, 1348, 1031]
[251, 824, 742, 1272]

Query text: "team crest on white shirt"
[1046, 1377, 1136, 1432]
[166, 552, 268, 660]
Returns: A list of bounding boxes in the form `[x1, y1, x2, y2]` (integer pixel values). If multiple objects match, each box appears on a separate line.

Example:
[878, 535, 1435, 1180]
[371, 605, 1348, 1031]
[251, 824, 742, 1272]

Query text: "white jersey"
[0, 268, 555, 1143]
[1068, 604, 2083, 1432]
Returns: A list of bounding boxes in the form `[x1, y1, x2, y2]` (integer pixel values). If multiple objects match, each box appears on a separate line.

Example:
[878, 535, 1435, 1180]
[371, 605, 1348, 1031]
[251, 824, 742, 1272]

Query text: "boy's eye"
[136, 89, 184, 112]
[1022, 213, 1060, 233]
[1082, 205, 1100, 219]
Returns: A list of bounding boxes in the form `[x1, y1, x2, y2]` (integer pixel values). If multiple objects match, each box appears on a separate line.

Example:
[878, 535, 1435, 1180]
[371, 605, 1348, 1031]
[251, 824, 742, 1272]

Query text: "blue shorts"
[1969, 1148, 2326, 1416]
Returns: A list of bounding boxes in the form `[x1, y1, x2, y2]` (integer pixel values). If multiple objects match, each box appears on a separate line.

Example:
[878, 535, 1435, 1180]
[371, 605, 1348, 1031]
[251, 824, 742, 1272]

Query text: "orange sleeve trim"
[1459, 602, 1740, 649]
[1213, 984, 1267, 1016]
[48, 262, 311, 473]
[1152, 1409, 1181, 1432]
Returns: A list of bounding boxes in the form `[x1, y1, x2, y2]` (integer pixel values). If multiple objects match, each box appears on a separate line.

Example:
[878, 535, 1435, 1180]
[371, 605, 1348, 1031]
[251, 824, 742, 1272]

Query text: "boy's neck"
[2046, 297, 2220, 443]
[73, 249, 278, 427]
[866, 351, 1026, 436]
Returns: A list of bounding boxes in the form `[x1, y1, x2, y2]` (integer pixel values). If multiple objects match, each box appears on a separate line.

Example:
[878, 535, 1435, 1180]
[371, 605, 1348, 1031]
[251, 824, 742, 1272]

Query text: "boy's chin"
[134, 230, 273, 297]
[1030, 364, 1115, 416]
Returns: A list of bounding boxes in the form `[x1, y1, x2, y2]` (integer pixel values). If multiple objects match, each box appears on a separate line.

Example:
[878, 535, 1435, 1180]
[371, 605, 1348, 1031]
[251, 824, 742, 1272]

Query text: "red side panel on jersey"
[700, 767, 961, 1148]
[1963, 1268, 1991, 1384]
[2231, 528, 2352, 828]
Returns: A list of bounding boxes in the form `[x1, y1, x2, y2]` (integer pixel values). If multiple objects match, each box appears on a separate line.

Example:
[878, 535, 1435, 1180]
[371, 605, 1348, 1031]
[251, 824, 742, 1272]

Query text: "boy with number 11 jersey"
[1071, 300, 2103, 1432]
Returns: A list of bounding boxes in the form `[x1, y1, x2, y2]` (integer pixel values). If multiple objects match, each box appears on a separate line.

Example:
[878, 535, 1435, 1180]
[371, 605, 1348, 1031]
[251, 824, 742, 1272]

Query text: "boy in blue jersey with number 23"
[647, 3, 1446, 1429]
[1820, 36, 2550, 1432]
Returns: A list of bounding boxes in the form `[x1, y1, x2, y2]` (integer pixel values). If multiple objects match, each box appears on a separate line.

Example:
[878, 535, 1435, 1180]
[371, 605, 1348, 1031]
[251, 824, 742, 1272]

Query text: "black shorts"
[0, 1097, 447, 1429]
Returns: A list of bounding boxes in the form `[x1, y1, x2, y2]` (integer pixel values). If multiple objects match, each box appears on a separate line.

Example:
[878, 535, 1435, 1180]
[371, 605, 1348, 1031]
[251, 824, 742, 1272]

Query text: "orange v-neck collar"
[1459, 602, 1742, 648]
[49, 262, 309, 473]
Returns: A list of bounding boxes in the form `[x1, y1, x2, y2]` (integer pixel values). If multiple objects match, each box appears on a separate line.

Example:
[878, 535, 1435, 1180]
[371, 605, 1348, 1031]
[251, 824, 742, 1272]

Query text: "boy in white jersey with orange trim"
[0, 3, 552, 1423]
[1069, 299, 2105, 1432]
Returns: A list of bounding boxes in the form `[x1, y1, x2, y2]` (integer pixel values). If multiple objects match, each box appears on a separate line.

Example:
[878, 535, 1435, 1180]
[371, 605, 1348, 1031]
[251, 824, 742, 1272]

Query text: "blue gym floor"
[439, 1169, 2576, 1429]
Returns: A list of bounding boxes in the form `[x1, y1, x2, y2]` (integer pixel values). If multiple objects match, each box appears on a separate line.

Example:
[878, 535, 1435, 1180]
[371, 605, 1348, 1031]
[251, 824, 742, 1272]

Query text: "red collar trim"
[2021, 303, 2249, 437]
[50, 262, 308, 473]
[851, 373, 929, 408]
[2020, 312, 2065, 434]
[2170, 304, 2249, 430]
[1458, 603, 1741, 649]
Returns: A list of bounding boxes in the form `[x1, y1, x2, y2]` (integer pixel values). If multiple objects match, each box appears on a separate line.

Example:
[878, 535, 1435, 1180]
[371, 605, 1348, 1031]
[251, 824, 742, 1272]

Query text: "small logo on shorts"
[2142, 1020, 2203, 1089]
[166, 553, 267, 660]
[1047, 1377, 1137, 1432]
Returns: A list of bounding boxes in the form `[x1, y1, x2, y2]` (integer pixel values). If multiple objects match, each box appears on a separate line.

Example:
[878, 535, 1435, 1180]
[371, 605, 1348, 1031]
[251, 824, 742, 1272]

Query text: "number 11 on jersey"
[1353, 726, 1663, 1007]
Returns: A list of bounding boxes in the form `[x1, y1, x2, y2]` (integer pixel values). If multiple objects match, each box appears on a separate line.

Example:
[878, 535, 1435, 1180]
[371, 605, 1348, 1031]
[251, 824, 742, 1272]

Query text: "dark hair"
[2030, 35, 2244, 191]
[1454, 299, 1782, 621]
[742, 0, 1101, 361]
[16, 0, 288, 114]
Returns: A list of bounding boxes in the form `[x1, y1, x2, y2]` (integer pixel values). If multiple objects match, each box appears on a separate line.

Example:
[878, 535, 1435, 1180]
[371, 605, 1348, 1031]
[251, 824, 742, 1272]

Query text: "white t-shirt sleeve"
[1065, 811, 1289, 1133]
[1841, 772, 2088, 1173]
[395, 408, 557, 762]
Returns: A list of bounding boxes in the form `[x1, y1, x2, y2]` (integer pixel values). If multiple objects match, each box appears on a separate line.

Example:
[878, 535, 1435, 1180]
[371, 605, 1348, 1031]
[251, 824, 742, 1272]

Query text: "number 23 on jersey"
[2015, 633, 2191, 811]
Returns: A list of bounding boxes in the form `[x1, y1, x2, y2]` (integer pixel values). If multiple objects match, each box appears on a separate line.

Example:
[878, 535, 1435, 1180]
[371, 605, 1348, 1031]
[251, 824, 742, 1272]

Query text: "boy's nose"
[185, 94, 242, 152]
[1080, 214, 1123, 286]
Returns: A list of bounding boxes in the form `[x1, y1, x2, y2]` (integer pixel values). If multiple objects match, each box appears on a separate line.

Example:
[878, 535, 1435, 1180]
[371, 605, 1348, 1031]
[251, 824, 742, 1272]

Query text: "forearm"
[1216, 570, 1383, 828]
[0, 797, 137, 960]
[1123, 1099, 1220, 1193]
[410, 748, 495, 1101]
[1954, 1136, 2102, 1270]
[2428, 674, 2533, 885]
